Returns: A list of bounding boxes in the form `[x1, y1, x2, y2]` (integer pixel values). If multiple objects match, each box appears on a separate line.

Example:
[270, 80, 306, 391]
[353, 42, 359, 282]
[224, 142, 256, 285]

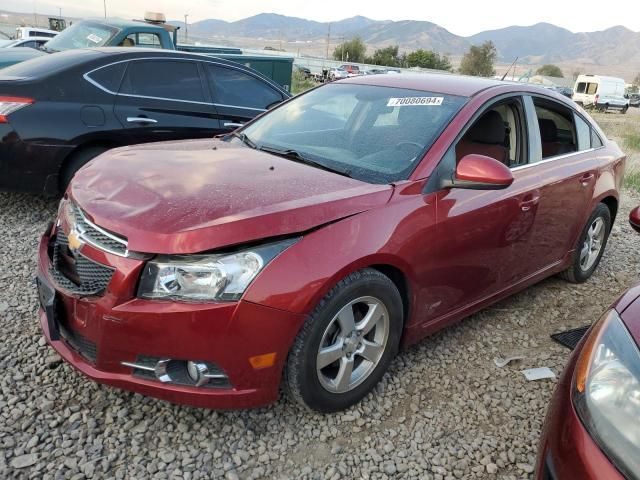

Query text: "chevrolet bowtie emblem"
[67, 228, 84, 253]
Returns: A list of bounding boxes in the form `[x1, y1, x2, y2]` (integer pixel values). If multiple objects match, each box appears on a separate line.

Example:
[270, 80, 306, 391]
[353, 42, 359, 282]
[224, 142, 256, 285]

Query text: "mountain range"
[170, 13, 640, 71]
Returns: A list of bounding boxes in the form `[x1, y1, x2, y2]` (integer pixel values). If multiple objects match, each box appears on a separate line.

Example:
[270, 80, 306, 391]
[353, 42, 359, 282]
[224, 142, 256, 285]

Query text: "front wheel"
[285, 269, 403, 412]
[622, 105, 628, 114]
[559, 203, 611, 283]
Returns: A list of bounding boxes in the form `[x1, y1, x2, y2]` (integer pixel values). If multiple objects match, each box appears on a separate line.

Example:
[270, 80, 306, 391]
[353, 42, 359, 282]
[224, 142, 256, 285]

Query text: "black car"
[0, 48, 291, 195]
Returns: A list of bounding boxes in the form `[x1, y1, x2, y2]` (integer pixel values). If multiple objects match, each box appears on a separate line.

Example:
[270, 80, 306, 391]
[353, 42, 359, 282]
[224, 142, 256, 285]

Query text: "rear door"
[114, 58, 222, 144]
[202, 62, 285, 134]
[512, 95, 599, 274]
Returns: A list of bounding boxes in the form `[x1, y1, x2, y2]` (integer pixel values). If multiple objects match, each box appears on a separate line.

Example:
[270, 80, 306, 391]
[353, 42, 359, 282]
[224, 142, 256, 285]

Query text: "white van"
[573, 75, 629, 113]
[15, 27, 58, 40]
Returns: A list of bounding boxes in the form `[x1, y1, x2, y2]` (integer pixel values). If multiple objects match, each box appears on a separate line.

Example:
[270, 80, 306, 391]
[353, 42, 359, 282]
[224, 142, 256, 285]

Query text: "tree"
[405, 49, 452, 71]
[459, 41, 497, 77]
[365, 46, 401, 67]
[536, 64, 564, 78]
[333, 37, 366, 63]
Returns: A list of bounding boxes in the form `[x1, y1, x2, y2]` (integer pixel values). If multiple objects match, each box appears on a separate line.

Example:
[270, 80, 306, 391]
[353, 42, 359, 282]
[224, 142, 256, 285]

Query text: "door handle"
[579, 173, 595, 186]
[223, 122, 244, 129]
[126, 117, 158, 124]
[520, 193, 541, 212]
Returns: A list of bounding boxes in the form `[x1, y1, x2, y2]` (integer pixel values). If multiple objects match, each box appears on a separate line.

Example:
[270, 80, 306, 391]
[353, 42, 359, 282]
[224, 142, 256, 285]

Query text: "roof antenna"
[501, 57, 518, 81]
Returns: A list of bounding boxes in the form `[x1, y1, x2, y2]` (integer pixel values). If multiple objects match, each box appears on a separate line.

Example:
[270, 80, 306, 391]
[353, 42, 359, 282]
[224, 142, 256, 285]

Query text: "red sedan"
[36, 74, 625, 412]
[536, 207, 640, 479]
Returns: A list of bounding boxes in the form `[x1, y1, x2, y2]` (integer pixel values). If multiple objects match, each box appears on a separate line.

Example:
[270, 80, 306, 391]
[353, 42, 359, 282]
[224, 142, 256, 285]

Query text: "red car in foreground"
[536, 207, 640, 480]
[37, 74, 625, 412]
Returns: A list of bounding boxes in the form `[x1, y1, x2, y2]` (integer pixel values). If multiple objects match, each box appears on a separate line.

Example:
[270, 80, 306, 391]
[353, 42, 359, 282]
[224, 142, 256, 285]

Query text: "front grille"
[50, 233, 114, 296]
[50, 296, 98, 364]
[71, 204, 128, 257]
[59, 322, 98, 364]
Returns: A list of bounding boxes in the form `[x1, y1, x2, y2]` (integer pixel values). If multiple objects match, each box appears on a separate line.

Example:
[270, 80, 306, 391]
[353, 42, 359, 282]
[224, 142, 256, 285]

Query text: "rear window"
[0, 49, 100, 78]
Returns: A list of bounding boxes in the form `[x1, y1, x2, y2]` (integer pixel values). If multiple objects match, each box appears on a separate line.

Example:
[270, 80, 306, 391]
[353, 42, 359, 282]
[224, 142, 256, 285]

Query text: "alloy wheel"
[316, 296, 389, 394]
[579, 217, 606, 271]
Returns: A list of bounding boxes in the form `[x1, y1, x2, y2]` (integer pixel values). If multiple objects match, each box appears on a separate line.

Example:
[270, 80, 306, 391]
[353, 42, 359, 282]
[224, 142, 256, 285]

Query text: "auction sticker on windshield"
[86, 33, 103, 44]
[387, 97, 444, 107]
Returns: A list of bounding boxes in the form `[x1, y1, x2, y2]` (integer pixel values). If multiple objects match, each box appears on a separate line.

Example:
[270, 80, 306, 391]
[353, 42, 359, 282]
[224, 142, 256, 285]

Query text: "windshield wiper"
[230, 131, 256, 149]
[259, 145, 352, 178]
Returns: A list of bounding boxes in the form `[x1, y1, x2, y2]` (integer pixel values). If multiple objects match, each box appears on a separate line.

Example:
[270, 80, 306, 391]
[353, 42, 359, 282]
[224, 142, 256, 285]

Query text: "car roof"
[341, 72, 506, 97]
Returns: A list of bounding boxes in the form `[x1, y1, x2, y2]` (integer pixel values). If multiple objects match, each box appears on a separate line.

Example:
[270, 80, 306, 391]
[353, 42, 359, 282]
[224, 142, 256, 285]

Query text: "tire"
[59, 146, 109, 194]
[559, 203, 611, 283]
[285, 268, 403, 412]
[622, 106, 628, 114]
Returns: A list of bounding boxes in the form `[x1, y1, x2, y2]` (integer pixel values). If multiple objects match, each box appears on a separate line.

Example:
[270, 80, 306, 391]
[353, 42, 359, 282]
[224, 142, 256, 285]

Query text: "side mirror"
[443, 154, 514, 190]
[630, 206, 640, 233]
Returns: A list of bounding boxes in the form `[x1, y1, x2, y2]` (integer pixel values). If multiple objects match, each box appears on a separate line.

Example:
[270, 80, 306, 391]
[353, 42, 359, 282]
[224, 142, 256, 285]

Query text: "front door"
[417, 95, 545, 321]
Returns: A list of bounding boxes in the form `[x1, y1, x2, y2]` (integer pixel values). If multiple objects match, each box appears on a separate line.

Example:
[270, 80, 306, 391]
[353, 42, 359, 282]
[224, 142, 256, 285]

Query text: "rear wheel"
[59, 146, 109, 194]
[285, 269, 403, 412]
[559, 203, 611, 283]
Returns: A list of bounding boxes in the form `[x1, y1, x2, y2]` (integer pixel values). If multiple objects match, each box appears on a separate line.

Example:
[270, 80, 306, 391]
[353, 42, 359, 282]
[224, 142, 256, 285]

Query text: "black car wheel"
[559, 203, 611, 283]
[285, 268, 403, 412]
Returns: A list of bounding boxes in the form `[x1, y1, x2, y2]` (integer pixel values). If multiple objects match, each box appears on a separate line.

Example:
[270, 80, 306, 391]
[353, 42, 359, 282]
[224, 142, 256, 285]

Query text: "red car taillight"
[594, 94, 599, 103]
[0, 96, 34, 123]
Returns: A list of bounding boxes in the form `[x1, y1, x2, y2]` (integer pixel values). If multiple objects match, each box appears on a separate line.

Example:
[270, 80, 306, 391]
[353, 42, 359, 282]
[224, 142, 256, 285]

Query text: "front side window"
[45, 22, 119, 51]
[120, 60, 205, 102]
[241, 83, 467, 183]
[455, 99, 526, 168]
[206, 64, 283, 110]
[534, 99, 577, 160]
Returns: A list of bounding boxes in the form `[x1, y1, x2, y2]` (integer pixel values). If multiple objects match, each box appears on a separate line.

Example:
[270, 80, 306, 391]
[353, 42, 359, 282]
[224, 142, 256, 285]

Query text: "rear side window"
[586, 83, 598, 94]
[205, 64, 283, 110]
[591, 129, 604, 148]
[86, 62, 127, 93]
[574, 114, 591, 151]
[533, 99, 578, 161]
[120, 60, 205, 102]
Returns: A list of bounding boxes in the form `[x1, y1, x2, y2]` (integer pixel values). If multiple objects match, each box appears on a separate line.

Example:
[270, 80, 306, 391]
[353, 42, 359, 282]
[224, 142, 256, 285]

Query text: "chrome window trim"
[83, 56, 273, 112]
[511, 146, 602, 172]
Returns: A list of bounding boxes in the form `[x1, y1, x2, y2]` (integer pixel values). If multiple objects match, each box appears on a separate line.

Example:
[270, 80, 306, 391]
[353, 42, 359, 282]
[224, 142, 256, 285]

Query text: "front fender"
[243, 200, 423, 320]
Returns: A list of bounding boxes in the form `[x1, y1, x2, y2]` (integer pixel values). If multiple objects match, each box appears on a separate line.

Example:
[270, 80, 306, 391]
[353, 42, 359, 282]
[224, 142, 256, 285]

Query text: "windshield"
[44, 21, 119, 51]
[241, 83, 467, 183]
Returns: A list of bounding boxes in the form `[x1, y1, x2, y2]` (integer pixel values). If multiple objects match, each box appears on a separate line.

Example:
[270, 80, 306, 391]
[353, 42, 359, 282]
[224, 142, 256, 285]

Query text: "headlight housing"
[137, 238, 298, 302]
[573, 309, 640, 479]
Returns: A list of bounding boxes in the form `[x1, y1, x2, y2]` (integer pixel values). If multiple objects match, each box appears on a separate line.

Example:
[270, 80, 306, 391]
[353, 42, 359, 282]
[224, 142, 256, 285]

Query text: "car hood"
[617, 284, 640, 345]
[71, 139, 393, 254]
[0, 47, 47, 64]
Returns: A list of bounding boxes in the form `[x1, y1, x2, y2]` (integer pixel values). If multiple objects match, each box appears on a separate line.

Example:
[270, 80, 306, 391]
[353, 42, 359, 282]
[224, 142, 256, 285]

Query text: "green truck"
[1, 13, 293, 90]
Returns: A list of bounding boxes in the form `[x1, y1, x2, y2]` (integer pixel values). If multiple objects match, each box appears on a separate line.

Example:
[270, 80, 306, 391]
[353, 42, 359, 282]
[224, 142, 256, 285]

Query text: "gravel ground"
[1, 123, 640, 479]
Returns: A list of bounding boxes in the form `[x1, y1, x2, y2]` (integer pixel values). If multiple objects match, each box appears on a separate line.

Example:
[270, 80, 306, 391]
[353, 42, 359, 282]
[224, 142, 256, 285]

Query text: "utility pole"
[325, 23, 331, 60]
[184, 14, 189, 43]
